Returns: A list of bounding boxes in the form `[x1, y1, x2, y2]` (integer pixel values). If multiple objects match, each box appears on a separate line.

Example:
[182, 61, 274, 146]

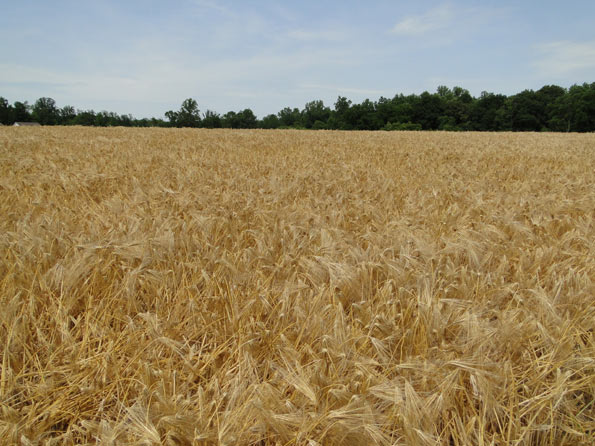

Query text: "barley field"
[0, 127, 594, 445]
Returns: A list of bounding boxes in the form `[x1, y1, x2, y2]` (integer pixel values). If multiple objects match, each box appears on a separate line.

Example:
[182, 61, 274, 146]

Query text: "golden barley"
[0, 127, 593, 445]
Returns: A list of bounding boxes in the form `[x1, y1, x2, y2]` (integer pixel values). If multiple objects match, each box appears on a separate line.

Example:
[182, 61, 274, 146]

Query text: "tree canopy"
[1, 83, 594, 131]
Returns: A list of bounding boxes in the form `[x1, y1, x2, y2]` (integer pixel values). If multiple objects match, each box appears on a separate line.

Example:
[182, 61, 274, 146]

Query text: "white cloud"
[534, 41, 595, 77]
[391, 4, 454, 36]
[389, 3, 509, 44]
[0, 43, 357, 117]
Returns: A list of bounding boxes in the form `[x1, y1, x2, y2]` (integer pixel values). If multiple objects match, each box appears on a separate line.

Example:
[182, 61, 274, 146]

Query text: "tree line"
[1, 83, 594, 131]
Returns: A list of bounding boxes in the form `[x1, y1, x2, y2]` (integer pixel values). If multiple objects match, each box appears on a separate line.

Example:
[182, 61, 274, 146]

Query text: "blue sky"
[1, 0, 594, 119]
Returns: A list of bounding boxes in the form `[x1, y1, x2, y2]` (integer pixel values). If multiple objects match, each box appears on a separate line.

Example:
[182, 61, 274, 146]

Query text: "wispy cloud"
[389, 3, 508, 43]
[534, 40, 595, 77]
[1, 1, 592, 118]
[0, 43, 357, 116]
[391, 4, 454, 36]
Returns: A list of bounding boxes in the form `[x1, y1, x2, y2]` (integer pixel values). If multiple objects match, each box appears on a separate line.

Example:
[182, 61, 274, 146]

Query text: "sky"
[1, 0, 595, 119]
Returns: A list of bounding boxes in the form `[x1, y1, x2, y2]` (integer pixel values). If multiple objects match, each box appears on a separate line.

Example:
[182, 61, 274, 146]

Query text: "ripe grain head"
[0, 127, 594, 445]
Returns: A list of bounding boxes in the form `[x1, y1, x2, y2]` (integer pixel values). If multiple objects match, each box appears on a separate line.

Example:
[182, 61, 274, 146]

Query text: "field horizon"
[1, 127, 594, 445]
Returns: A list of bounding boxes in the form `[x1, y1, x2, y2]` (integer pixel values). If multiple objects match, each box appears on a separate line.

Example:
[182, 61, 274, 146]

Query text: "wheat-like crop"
[0, 127, 594, 445]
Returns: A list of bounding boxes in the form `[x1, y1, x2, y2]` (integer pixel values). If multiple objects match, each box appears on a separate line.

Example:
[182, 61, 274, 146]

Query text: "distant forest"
[1, 83, 594, 131]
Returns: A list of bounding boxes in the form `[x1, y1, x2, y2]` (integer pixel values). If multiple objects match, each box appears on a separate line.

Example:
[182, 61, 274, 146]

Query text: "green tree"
[221, 111, 236, 128]
[375, 96, 396, 127]
[389, 95, 415, 126]
[73, 110, 96, 126]
[221, 110, 257, 128]
[470, 92, 507, 130]
[177, 98, 201, 127]
[547, 94, 573, 132]
[32, 97, 59, 125]
[236, 109, 257, 128]
[0, 97, 13, 125]
[333, 96, 352, 129]
[202, 110, 222, 128]
[412, 91, 443, 130]
[439, 86, 472, 130]
[549, 83, 595, 132]
[166, 98, 201, 127]
[260, 114, 280, 129]
[509, 90, 542, 131]
[60, 105, 76, 125]
[13, 101, 31, 122]
[302, 100, 330, 129]
[436, 85, 453, 99]
[351, 99, 383, 130]
[533, 85, 566, 130]
[95, 111, 114, 126]
[312, 120, 327, 130]
[164, 110, 179, 127]
[277, 107, 302, 127]
[120, 114, 133, 127]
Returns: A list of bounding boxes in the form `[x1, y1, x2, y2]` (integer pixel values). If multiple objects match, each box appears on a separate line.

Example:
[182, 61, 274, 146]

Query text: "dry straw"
[0, 127, 594, 445]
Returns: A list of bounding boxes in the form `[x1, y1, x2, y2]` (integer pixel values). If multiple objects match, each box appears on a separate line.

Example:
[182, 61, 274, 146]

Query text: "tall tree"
[202, 110, 222, 128]
[73, 110, 96, 126]
[470, 92, 507, 131]
[166, 98, 201, 127]
[178, 98, 201, 127]
[333, 96, 353, 129]
[60, 105, 76, 125]
[164, 110, 178, 127]
[508, 90, 543, 131]
[439, 86, 473, 130]
[302, 100, 331, 129]
[566, 83, 595, 132]
[277, 107, 302, 127]
[260, 114, 280, 129]
[412, 91, 443, 130]
[32, 97, 59, 125]
[2, 83, 595, 131]
[351, 99, 382, 130]
[236, 109, 257, 128]
[0, 97, 13, 125]
[13, 101, 31, 122]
